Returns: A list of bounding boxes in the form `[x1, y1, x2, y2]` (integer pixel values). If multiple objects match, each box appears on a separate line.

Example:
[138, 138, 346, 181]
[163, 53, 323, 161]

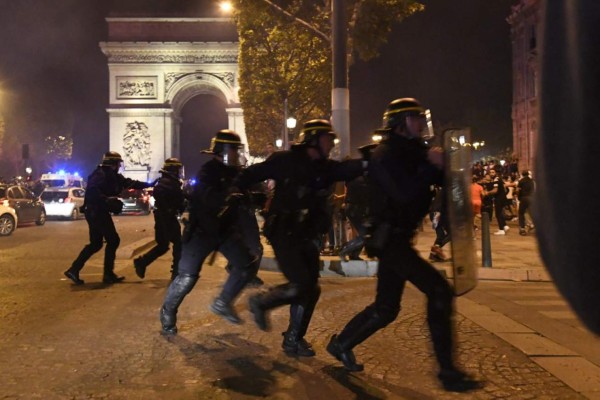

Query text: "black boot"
[438, 368, 483, 392]
[281, 287, 320, 357]
[338, 238, 364, 262]
[64, 269, 84, 285]
[134, 257, 146, 279]
[330, 306, 391, 371]
[248, 294, 269, 331]
[159, 275, 198, 335]
[282, 329, 316, 357]
[102, 272, 125, 284]
[248, 283, 300, 331]
[210, 297, 241, 324]
[326, 334, 363, 371]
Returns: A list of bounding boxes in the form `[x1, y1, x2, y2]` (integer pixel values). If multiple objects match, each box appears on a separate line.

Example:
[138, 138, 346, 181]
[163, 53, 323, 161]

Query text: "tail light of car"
[1, 199, 8, 207]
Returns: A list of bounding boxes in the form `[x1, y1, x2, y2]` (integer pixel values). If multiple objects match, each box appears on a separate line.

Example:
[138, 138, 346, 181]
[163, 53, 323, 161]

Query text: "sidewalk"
[260, 218, 550, 282]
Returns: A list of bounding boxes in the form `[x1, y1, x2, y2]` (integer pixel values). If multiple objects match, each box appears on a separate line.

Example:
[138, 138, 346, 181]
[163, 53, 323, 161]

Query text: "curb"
[122, 237, 551, 282]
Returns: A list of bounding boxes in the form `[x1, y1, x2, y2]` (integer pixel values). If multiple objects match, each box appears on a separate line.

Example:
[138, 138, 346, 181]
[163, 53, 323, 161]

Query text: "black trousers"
[494, 199, 507, 229]
[260, 234, 321, 338]
[337, 234, 456, 369]
[71, 210, 120, 275]
[136, 211, 182, 272]
[518, 197, 532, 229]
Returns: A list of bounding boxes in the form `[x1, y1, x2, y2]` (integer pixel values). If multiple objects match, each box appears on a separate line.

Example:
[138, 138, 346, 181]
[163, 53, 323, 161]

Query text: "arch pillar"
[226, 106, 248, 153]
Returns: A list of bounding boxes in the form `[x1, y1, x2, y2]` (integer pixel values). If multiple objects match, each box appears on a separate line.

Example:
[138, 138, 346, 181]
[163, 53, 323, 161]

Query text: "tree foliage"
[44, 135, 73, 171]
[232, 0, 424, 154]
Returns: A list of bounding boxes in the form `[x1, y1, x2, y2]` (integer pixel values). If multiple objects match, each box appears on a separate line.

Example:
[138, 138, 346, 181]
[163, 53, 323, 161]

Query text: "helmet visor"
[222, 145, 245, 166]
[423, 109, 435, 140]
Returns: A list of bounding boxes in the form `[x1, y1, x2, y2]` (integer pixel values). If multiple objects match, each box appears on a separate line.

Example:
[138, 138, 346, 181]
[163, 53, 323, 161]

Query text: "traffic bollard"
[481, 212, 492, 268]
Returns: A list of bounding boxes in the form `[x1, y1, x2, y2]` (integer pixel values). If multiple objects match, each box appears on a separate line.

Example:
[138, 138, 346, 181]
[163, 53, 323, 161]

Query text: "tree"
[44, 135, 73, 172]
[232, 0, 424, 154]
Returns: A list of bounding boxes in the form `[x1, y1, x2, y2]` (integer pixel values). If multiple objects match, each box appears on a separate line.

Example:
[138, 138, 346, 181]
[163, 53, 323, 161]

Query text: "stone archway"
[100, 17, 245, 181]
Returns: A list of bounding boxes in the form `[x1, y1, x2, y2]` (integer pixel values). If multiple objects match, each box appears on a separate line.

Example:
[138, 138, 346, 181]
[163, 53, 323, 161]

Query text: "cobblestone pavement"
[0, 254, 585, 400]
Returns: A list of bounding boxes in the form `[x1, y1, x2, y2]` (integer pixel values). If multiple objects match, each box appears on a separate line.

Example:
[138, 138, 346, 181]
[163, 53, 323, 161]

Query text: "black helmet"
[201, 129, 243, 156]
[383, 98, 426, 130]
[161, 157, 184, 177]
[358, 143, 378, 160]
[101, 151, 123, 167]
[296, 119, 337, 147]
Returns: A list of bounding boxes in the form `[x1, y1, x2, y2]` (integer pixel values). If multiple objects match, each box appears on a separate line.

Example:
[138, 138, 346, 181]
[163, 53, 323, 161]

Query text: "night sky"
[0, 0, 515, 177]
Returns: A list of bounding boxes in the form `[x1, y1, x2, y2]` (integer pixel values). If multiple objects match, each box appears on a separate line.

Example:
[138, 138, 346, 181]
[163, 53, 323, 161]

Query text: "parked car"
[0, 204, 18, 236]
[0, 184, 46, 226]
[41, 187, 85, 220]
[118, 188, 151, 215]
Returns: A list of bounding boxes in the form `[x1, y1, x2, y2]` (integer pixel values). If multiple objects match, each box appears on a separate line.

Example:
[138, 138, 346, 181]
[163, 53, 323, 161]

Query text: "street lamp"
[286, 116, 297, 147]
[219, 1, 233, 13]
[275, 138, 283, 148]
[282, 99, 297, 150]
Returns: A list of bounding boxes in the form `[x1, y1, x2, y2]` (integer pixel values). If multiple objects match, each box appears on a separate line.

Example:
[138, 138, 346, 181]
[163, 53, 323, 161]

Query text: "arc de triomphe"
[100, 17, 245, 181]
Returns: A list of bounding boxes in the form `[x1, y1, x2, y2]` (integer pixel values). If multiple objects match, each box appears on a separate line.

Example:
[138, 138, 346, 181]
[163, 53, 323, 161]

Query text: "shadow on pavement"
[322, 365, 436, 400]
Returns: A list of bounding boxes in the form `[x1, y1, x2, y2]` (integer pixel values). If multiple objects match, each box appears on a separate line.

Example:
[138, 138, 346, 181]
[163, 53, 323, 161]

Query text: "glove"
[106, 197, 124, 214]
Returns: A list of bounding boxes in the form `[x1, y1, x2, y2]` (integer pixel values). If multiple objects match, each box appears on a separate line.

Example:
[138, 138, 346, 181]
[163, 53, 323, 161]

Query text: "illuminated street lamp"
[219, 1, 233, 13]
[275, 138, 283, 148]
[286, 117, 297, 130]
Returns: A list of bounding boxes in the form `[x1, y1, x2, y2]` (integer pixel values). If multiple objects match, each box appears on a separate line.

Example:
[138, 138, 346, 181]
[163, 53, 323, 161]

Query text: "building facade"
[508, 0, 540, 172]
[100, 17, 245, 181]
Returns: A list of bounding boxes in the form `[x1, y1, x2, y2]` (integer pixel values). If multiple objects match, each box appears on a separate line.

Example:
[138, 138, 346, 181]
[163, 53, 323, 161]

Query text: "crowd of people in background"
[316, 155, 536, 260]
[471, 158, 536, 236]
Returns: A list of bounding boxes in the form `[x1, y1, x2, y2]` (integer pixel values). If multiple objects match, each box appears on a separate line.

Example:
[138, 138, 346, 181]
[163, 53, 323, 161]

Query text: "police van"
[40, 172, 85, 188]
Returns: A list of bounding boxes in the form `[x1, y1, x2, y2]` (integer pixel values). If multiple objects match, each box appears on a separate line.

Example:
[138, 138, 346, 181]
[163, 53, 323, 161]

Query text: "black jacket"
[154, 173, 185, 215]
[234, 146, 363, 238]
[84, 166, 149, 213]
[368, 134, 443, 232]
[189, 159, 240, 234]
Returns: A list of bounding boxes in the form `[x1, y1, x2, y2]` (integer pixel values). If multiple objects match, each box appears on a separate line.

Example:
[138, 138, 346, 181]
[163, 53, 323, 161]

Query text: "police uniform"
[64, 152, 151, 285]
[235, 119, 364, 357]
[159, 131, 256, 335]
[134, 159, 186, 280]
[327, 99, 481, 392]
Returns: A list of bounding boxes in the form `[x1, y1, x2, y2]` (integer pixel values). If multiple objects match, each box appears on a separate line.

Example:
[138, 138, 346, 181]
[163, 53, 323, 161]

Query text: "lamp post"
[331, 0, 350, 159]
[282, 99, 297, 150]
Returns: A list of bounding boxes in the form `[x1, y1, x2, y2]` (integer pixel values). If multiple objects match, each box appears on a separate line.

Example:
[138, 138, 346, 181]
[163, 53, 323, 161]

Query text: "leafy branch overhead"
[232, 0, 424, 155]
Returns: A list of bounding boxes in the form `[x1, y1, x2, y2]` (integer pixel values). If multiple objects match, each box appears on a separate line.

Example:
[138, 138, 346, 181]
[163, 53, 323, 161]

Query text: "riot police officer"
[326, 99, 481, 392]
[159, 130, 257, 334]
[64, 151, 152, 285]
[134, 158, 186, 281]
[233, 119, 364, 357]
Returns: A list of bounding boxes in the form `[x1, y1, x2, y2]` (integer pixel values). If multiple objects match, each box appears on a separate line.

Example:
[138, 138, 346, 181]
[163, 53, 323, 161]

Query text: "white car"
[41, 187, 85, 220]
[0, 204, 18, 236]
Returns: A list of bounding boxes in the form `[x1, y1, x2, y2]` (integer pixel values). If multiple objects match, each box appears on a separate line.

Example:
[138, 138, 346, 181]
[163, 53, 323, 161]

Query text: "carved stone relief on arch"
[123, 121, 151, 168]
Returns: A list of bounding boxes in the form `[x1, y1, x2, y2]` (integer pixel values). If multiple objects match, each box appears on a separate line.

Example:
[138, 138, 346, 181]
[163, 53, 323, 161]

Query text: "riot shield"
[443, 128, 477, 295]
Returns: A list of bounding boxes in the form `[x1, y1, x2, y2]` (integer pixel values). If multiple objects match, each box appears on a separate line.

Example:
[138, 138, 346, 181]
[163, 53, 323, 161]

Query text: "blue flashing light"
[58, 169, 66, 175]
[190, 179, 197, 185]
[74, 171, 80, 176]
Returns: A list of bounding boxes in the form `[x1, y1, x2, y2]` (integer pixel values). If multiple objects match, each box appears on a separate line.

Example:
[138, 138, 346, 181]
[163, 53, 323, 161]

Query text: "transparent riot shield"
[443, 128, 477, 295]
